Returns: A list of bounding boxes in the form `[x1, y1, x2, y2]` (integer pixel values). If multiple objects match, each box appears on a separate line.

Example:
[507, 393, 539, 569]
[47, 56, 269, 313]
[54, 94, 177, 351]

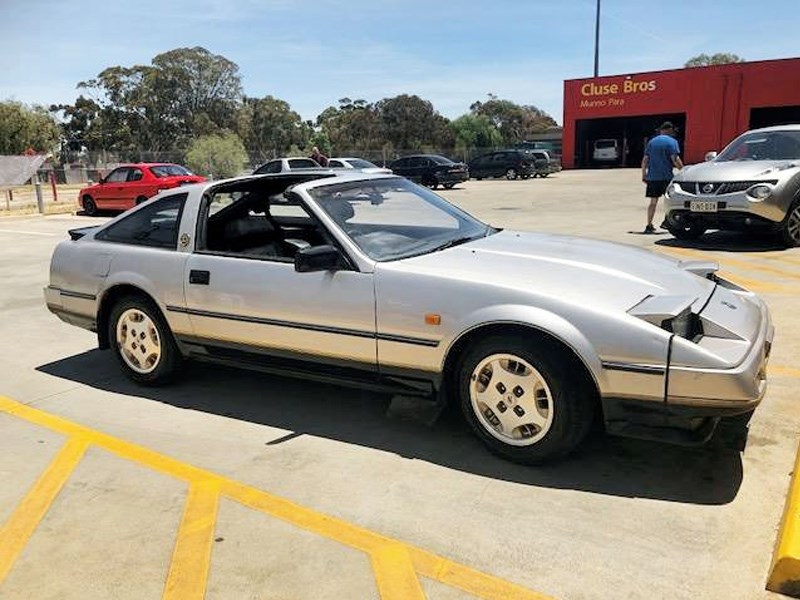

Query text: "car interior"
[200, 175, 337, 261]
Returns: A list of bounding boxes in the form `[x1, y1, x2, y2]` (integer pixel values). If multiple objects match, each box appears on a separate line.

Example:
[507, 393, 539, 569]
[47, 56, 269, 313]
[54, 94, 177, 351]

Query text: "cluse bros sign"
[579, 78, 658, 108]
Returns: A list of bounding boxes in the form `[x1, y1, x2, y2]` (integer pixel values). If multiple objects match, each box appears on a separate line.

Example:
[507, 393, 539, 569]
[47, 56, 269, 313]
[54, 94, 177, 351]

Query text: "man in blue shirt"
[641, 121, 683, 233]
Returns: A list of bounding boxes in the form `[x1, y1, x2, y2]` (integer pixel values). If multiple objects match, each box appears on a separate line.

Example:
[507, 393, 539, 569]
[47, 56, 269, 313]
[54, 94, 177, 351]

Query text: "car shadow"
[37, 350, 743, 506]
[655, 230, 785, 252]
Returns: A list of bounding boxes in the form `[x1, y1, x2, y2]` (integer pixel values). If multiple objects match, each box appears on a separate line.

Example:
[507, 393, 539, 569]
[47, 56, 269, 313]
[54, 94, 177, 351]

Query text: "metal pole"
[593, 0, 601, 77]
[34, 174, 44, 214]
[50, 171, 58, 202]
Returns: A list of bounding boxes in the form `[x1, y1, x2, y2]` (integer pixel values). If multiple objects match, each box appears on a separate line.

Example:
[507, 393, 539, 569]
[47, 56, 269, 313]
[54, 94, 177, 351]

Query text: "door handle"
[189, 270, 210, 285]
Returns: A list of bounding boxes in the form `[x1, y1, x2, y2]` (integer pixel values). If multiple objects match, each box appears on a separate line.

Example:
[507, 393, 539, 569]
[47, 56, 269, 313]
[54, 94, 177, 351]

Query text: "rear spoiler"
[68, 226, 100, 241]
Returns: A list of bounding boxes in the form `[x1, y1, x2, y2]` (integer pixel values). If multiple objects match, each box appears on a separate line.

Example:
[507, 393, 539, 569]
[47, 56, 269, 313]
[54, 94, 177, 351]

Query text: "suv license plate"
[690, 200, 718, 212]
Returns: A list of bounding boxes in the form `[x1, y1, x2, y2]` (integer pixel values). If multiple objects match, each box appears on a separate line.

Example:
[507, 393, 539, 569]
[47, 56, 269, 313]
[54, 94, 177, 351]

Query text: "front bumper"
[603, 291, 773, 446]
[665, 188, 786, 223]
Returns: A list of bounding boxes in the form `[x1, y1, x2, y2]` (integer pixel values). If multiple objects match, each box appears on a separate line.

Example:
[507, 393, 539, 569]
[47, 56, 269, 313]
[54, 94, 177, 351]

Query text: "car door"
[181, 190, 377, 368]
[125, 167, 151, 209]
[96, 167, 130, 209]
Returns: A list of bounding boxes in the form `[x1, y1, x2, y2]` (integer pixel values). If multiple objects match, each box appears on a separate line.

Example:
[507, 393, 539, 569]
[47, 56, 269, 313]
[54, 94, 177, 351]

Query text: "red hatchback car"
[78, 163, 205, 215]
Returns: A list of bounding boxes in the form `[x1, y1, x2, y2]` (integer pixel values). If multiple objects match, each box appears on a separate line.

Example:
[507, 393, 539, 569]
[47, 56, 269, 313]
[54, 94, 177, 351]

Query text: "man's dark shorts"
[646, 180, 670, 198]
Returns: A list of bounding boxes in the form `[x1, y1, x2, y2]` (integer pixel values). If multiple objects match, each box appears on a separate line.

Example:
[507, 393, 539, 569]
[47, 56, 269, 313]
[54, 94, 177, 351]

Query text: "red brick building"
[562, 57, 800, 169]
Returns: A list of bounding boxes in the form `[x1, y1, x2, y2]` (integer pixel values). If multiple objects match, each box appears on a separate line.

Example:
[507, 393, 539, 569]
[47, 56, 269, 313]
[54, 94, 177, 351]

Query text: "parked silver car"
[664, 125, 800, 246]
[45, 172, 773, 463]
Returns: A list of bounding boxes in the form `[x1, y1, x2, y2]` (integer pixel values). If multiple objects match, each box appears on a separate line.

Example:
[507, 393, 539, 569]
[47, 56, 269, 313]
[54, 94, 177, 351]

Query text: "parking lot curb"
[767, 439, 800, 597]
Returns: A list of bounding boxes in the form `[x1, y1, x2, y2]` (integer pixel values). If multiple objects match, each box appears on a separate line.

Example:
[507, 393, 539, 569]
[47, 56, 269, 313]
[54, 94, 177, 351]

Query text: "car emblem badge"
[702, 183, 714, 194]
[180, 233, 190, 247]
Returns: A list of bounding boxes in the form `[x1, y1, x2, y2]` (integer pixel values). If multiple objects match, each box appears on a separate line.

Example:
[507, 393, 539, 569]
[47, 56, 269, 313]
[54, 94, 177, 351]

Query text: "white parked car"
[593, 139, 621, 164]
[328, 157, 392, 174]
[253, 157, 322, 174]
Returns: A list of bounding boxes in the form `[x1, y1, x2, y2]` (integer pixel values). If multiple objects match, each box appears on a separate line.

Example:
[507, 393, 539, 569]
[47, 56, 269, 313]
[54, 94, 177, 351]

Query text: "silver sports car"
[665, 124, 800, 246]
[45, 172, 773, 463]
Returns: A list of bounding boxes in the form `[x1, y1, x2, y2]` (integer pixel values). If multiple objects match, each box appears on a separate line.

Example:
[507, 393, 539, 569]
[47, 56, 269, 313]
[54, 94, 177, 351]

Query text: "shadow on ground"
[38, 349, 744, 506]
[655, 230, 785, 252]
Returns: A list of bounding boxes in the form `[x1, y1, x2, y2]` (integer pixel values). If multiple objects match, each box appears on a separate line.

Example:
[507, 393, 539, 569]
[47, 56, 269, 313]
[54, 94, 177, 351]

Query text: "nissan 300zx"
[45, 172, 773, 463]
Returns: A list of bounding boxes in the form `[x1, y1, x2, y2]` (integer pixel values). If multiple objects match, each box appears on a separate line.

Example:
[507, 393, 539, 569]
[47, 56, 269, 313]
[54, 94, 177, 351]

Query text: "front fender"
[441, 304, 606, 392]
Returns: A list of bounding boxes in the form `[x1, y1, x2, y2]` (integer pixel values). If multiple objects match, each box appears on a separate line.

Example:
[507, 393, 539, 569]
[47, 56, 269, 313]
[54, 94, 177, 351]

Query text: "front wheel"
[664, 213, 707, 240]
[457, 336, 595, 464]
[443, 182, 456, 189]
[82, 195, 97, 216]
[505, 168, 518, 180]
[109, 295, 182, 385]
[780, 201, 800, 247]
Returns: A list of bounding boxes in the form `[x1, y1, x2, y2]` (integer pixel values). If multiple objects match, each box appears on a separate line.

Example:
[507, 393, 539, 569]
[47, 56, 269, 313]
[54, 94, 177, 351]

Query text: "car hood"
[397, 231, 715, 312]
[675, 160, 800, 182]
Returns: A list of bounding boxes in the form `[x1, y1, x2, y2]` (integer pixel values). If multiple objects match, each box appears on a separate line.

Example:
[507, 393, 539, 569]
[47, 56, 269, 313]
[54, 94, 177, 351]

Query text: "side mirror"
[294, 245, 344, 273]
[705, 151, 718, 162]
[98, 176, 107, 184]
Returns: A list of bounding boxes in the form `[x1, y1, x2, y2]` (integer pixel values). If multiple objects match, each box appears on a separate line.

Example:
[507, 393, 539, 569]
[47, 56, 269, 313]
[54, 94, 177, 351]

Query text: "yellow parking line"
[770, 366, 800, 379]
[372, 543, 426, 600]
[0, 396, 550, 599]
[411, 548, 553, 600]
[163, 481, 220, 600]
[662, 246, 800, 281]
[0, 436, 89, 583]
[656, 248, 793, 293]
[767, 439, 800, 595]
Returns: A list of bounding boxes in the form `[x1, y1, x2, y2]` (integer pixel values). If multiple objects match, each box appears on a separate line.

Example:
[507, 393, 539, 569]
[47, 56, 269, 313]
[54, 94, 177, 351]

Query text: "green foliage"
[0, 101, 61, 155]
[68, 47, 243, 157]
[317, 98, 383, 156]
[235, 96, 310, 163]
[684, 53, 745, 67]
[185, 131, 248, 179]
[451, 114, 503, 158]
[469, 96, 557, 146]
[375, 94, 453, 152]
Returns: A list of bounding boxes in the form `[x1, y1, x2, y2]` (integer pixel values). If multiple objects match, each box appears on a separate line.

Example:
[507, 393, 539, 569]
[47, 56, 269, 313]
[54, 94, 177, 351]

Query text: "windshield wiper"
[429, 235, 480, 253]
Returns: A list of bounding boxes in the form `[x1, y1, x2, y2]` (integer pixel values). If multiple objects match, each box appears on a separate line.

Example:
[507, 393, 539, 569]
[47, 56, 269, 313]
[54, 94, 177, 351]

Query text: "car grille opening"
[679, 180, 778, 195]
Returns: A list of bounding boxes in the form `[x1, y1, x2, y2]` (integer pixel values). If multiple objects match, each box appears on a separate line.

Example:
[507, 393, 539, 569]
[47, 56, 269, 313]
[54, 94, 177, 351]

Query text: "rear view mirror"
[705, 151, 718, 162]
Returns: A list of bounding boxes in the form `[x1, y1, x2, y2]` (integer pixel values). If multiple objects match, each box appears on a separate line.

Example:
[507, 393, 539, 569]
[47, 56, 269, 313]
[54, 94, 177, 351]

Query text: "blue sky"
[1, 0, 797, 125]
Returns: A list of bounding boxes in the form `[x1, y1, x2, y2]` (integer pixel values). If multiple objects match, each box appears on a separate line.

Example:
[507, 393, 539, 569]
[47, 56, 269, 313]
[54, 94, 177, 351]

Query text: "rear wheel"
[664, 213, 707, 240]
[457, 335, 595, 464]
[82, 195, 97, 216]
[780, 201, 800, 247]
[108, 295, 182, 385]
[505, 168, 518, 180]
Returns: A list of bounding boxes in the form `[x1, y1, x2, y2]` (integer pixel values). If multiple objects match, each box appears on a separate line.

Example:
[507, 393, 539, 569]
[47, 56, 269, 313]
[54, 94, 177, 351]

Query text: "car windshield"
[150, 165, 193, 177]
[309, 177, 493, 261]
[715, 130, 800, 162]
[346, 159, 379, 169]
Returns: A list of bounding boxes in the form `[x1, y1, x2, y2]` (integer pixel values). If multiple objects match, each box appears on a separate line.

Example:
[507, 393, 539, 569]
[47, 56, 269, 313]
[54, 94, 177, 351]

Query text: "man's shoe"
[644, 224, 656, 234]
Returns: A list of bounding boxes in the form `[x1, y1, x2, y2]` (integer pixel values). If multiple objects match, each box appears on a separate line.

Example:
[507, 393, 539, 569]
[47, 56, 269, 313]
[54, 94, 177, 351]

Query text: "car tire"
[135, 195, 149, 206]
[83, 195, 97, 216]
[505, 168, 518, 180]
[443, 182, 456, 189]
[108, 295, 182, 386]
[540, 172, 549, 178]
[779, 200, 800, 248]
[664, 214, 707, 240]
[457, 335, 595, 464]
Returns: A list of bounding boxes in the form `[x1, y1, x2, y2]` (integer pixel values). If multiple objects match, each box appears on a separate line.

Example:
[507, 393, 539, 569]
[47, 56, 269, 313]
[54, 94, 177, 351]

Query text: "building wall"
[562, 57, 800, 168]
